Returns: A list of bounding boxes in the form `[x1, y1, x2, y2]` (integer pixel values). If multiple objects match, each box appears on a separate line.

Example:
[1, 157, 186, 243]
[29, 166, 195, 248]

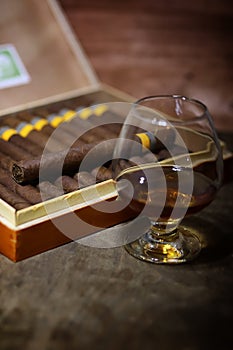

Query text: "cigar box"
[0, 0, 135, 262]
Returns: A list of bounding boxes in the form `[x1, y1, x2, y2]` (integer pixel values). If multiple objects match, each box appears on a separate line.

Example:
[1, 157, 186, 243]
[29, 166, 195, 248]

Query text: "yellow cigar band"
[19, 124, 34, 138]
[63, 110, 77, 122]
[79, 108, 93, 120]
[1, 128, 17, 141]
[94, 105, 108, 116]
[50, 116, 63, 128]
[136, 133, 151, 149]
[33, 119, 48, 131]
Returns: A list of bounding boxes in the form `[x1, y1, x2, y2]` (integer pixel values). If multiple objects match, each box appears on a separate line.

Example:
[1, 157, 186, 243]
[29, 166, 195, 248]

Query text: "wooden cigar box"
[0, 0, 135, 262]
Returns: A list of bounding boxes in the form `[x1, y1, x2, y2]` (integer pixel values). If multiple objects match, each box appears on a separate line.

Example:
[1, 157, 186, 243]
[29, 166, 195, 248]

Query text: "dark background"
[60, 0, 233, 132]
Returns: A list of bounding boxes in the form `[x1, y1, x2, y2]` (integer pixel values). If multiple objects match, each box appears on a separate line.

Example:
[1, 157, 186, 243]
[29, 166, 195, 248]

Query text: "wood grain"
[59, 0, 233, 131]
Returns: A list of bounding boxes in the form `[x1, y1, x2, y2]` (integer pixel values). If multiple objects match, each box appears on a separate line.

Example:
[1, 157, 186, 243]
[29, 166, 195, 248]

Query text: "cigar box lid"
[0, 0, 99, 114]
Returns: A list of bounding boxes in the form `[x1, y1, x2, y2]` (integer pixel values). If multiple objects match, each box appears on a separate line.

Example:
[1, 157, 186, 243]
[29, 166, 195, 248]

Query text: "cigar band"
[31, 117, 48, 131]
[136, 132, 157, 152]
[78, 108, 93, 120]
[16, 122, 34, 137]
[92, 104, 108, 116]
[0, 127, 17, 141]
[48, 115, 63, 128]
[62, 110, 77, 122]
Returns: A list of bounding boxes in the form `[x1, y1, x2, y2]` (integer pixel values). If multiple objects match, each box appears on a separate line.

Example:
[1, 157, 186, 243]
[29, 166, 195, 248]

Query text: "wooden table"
[0, 2, 233, 349]
[0, 139, 232, 349]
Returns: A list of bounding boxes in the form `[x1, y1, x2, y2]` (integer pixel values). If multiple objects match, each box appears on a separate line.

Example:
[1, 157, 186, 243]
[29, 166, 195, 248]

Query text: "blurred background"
[59, 0, 233, 132]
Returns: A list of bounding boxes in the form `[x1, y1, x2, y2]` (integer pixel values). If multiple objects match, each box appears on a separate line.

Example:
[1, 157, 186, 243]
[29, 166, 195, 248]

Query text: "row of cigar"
[0, 97, 177, 211]
[0, 98, 122, 210]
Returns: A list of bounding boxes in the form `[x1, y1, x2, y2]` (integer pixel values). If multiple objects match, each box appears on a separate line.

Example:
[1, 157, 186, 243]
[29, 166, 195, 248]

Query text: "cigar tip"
[12, 163, 24, 184]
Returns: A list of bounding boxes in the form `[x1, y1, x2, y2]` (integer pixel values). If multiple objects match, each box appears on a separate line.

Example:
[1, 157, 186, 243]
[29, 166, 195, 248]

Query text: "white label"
[0, 44, 31, 89]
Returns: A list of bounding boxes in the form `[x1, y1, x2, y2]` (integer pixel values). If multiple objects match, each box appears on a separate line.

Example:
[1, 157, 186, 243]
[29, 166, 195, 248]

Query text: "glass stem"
[150, 220, 179, 241]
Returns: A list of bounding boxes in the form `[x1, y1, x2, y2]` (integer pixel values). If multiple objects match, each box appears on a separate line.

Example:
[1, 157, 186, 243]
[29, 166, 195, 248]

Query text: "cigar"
[20, 113, 83, 151]
[0, 168, 42, 204]
[129, 156, 146, 165]
[62, 107, 117, 143]
[73, 171, 96, 188]
[91, 166, 113, 182]
[0, 151, 14, 171]
[64, 116, 105, 145]
[11, 133, 43, 157]
[90, 105, 124, 136]
[3, 117, 48, 146]
[36, 106, 118, 146]
[5, 115, 66, 152]
[113, 159, 135, 176]
[0, 183, 31, 210]
[104, 122, 123, 136]
[129, 153, 158, 165]
[19, 110, 59, 137]
[46, 113, 80, 148]
[77, 128, 103, 144]
[11, 140, 116, 184]
[53, 114, 91, 146]
[85, 105, 124, 136]
[0, 124, 43, 157]
[0, 139, 33, 161]
[157, 150, 171, 161]
[37, 181, 64, 199]
[18, 119, 64, 150]
[135, 128, 176, 153]
[56, 103, 122, 141]
[54, 175, 79, 193]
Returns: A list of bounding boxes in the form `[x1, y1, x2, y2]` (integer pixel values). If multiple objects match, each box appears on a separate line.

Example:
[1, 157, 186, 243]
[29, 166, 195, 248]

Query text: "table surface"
[1, 1, 233, 350]
[0, 143, 232, 350]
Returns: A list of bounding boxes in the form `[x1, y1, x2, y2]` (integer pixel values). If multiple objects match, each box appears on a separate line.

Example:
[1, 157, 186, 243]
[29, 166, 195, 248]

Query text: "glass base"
[125, 226, 201, 264]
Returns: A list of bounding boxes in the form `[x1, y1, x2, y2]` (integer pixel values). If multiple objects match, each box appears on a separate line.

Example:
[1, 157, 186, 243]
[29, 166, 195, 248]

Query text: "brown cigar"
[11, 134, 43, 157]
[64, 117, 105, 145]
[11, 141, 116, 184]
[0, 183, 31, 209]
[0, 118, 44, 156]
[73, 171, 96, 188]
[54, 175, 79, 193]
[35, 106, 118, 145]
[58, 104, 122, 140]
[0, 168, 42, 204]
[129, 153, 158, 165]
[19, 113, 83, 152]
[91, 166, 113, 182]
[57, 106, 117, 143]
[18, 110, 60, 138]
[37, 181, 64, 199]
[0, 151, 14, 171]
[0, 128, 43, 157]
[80, 123, 118, 141]
[7, 114, 66, 152]
[42, 120, 77, 149]
[104, 122, 123, 136]
[88, 107, 124, 136]
[0, 139, 33, 161]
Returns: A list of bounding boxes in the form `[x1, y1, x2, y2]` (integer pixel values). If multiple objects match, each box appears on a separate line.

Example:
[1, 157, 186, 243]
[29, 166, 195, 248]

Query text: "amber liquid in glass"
[116, 164, 217, 221]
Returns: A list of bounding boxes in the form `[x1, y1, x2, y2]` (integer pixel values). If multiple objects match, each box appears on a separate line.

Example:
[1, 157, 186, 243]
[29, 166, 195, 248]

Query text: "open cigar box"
[0, 0, 137, 262]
